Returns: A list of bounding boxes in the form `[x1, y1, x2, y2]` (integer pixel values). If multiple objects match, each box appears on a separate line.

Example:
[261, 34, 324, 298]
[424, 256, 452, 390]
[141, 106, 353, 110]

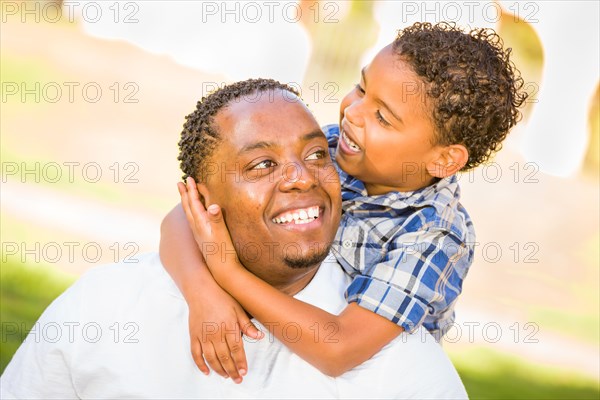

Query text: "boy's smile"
[339, 124, 362, 154]
[337, 44, 444, 195]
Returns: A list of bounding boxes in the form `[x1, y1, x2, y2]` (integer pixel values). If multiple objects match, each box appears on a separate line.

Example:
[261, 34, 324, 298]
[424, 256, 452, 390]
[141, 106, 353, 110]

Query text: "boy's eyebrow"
[362, 67, 404, 125]
[238, 130, 325, 155]
[380, 100, 404, 125]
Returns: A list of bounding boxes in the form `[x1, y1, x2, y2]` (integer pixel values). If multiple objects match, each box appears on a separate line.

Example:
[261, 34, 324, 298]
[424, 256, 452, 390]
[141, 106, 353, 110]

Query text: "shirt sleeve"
[345, 228, 471, 334]
[322, 124, 339, 149]
[0, 284, 82, 399]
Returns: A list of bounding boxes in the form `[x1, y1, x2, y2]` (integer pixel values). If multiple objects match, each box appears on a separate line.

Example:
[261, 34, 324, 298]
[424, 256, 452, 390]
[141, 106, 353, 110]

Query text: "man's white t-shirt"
[1, 253, 467, 399]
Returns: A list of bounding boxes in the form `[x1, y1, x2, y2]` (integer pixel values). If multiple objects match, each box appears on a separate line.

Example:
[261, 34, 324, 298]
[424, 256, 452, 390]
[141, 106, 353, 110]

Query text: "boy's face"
[337, 44, 441, 194]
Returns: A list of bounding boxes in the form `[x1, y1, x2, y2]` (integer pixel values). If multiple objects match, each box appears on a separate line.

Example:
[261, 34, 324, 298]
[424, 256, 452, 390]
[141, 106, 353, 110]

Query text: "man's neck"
[274, 266, 320, 296]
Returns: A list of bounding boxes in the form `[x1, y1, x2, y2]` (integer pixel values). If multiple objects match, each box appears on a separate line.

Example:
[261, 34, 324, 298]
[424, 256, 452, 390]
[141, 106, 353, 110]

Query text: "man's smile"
[272, 205, 321, 225]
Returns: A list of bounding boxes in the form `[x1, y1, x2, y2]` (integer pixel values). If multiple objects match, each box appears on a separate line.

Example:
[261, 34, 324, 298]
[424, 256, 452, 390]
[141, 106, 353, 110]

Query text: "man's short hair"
[178, 78, 301, 182]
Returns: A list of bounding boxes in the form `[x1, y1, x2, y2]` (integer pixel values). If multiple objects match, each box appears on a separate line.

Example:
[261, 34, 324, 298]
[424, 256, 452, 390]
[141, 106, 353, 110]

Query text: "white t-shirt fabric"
[1, 252, 467, 399]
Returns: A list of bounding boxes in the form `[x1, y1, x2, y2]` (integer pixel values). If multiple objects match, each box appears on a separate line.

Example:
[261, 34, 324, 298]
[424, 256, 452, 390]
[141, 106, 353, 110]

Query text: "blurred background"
[1, 0, 598, 398]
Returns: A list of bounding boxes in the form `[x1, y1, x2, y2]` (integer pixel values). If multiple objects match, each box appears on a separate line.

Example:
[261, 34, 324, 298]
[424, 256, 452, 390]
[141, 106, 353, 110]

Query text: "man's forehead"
[237, 130, 325, 156]
[216, 93, 319, 149]
[223, 90, 305, 120]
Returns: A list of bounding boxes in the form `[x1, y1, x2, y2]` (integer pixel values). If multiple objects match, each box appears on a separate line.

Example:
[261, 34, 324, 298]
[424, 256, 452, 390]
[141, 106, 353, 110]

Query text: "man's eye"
[305, 150, 327, 161]
[355, 84, 365, 95]
[252, 160, 276, 170]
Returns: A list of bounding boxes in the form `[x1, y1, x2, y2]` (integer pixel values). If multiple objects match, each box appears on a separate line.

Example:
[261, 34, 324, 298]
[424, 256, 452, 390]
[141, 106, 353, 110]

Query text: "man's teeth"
[272, 206, 320, 225]
[342, 130, 361, 151]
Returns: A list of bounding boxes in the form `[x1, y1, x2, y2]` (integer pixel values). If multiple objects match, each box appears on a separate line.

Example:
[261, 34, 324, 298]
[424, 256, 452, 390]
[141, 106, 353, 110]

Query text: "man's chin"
[283, 245, 331, 270]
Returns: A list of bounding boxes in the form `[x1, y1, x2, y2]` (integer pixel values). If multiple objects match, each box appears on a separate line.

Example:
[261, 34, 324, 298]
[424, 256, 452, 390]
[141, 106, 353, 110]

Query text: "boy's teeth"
[272, 206, 320, 225]
[342, 130, 361, 151]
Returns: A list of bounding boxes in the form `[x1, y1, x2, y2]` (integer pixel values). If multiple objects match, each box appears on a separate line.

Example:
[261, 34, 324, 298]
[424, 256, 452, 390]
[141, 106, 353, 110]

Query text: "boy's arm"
[160, 204, 213, 301]
[160, 204, 262, 383]
[216, 267, 404, 377]
[180, 179, 403, 377]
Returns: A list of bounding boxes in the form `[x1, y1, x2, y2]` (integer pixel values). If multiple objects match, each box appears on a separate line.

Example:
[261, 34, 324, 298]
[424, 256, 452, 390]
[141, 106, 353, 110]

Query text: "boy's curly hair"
[178, 78, 300, 182]
[393, 22, 528, 169]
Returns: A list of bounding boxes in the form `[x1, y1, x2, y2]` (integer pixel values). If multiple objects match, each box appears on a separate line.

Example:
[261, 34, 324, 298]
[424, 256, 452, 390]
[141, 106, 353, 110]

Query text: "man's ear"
[196, 182, 211, 207]
[426, 145, 469, 178]
[197, 181, 227, 223]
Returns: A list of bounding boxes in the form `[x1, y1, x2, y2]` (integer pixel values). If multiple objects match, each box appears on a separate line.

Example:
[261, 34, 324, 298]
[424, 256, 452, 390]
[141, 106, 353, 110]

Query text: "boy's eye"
[355, 84, 365, 95]
[376, 111, 391, 127]
[251, 160, 276, 170]
[305, 150, 327, 161]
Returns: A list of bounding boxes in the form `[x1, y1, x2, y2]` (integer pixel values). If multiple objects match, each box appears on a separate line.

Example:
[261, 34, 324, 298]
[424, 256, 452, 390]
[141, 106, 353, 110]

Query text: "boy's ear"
[426, 145, 469, 178]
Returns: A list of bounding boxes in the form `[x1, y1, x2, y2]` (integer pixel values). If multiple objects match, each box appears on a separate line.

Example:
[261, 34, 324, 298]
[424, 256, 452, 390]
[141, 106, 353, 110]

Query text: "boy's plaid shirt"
[323, 124, 476, 340]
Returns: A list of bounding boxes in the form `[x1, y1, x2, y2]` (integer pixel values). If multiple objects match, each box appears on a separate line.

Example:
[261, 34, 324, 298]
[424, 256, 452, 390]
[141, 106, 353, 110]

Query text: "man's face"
[204, 90, 341, 288]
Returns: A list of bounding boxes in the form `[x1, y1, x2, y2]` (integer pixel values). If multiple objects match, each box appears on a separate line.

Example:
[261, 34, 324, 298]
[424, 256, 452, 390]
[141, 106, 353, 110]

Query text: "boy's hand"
[178, 177, 241, 280]
[189, 284, 264, 383]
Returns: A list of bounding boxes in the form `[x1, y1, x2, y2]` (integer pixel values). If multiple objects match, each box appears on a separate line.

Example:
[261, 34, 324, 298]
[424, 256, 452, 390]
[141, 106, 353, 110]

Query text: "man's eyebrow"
[238, 140, 275, 155]
[302, 130, 327, 142]
[363, 67, 404, 125]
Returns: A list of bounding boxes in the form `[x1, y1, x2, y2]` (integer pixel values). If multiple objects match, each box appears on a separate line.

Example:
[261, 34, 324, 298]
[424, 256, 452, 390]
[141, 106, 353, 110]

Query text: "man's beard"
[283, 243, 332, 269]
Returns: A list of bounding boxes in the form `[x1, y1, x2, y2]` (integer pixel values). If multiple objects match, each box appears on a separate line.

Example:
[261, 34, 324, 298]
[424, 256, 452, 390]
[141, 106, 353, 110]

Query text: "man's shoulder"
[337, 328, 467, 399]
[77, 252, 165, 284]
[56, 252, 179, 314]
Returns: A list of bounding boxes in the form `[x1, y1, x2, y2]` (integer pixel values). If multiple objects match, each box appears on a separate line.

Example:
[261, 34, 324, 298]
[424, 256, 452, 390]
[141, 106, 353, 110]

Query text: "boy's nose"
[343, 98, 365, 128]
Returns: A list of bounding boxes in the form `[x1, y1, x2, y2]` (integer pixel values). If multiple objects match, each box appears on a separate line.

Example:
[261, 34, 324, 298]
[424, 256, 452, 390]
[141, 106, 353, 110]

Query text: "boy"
[161, 22, 527, 383]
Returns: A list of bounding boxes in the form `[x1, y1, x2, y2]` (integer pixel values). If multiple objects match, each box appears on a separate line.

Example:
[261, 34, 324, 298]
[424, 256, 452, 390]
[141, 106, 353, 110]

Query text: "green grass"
[451, 347, 599, 399]
[0, 257, 75, 371]
[1, 260, 599, 399]
[528, 306, 600, 345]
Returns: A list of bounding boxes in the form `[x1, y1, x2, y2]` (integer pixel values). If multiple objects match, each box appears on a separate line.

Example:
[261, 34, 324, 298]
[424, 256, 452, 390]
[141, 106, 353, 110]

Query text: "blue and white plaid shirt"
[324, 124, 476, 340]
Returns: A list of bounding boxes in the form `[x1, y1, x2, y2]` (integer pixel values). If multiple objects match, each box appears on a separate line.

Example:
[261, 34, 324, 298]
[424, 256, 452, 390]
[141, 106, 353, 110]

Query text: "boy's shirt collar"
[323, 124, 461, 213]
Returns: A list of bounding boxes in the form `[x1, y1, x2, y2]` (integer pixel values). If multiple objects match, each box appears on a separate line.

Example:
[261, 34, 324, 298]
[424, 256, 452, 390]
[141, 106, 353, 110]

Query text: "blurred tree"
[497, 10, 544, 121]
[583, 83, 599, 177]
[299, 0, 379, 97]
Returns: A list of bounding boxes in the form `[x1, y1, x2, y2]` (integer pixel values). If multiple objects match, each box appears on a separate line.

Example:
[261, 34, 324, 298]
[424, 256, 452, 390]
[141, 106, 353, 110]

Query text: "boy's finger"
[206, 204, 223, 224]
[186, 177, 209, 227]
[238, 313, 263, 340]
[177, 182, 195, 225]
[190, 339, 209, 375]
[212, 340, 242, 383]
[202, 343, 229, 379]
[203, 204, 239, 264]
[225, 324, 248, 377]
[186, 177, 202, 203]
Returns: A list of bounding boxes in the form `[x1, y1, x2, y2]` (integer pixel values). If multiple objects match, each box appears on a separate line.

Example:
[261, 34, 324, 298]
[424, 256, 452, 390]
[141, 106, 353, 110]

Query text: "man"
[1, 79, 467, 399]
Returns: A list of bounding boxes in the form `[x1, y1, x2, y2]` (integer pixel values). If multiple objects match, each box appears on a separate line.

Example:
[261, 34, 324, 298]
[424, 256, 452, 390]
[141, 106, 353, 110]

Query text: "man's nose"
[278, 161, 318, 192]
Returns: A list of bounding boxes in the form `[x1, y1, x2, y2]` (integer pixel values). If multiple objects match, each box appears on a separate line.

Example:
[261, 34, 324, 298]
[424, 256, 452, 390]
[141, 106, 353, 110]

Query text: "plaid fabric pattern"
[324, 124, 476, 340]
